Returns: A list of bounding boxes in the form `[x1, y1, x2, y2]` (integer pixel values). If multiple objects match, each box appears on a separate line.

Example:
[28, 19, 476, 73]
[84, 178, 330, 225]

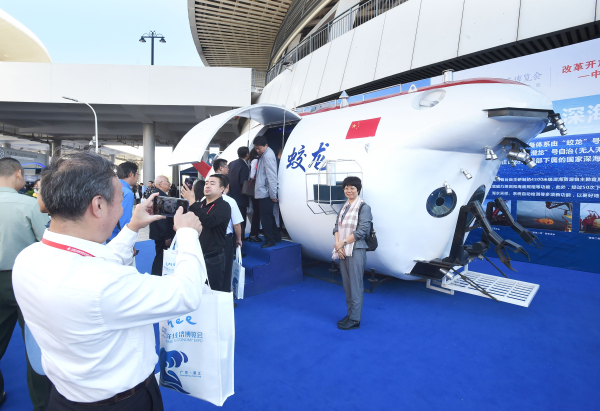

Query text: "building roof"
[0, 8, 51, 63]
[188, 0, 293, 69]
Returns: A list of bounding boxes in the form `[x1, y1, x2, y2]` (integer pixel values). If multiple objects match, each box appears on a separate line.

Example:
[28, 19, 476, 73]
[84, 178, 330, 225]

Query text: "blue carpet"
[1, 242, 599, 410]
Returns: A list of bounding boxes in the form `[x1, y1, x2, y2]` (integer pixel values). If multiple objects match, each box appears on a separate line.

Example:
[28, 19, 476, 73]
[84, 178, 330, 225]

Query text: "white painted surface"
[274, 67, 296, 106]
[0, 9, 51, 63]
[259, 79, 275, 103]
[411, 0, 465, 69]
[261, 0, 597, 108]
[286, 54, 312, 108]
[266, 73, 284, 105]
[341, 15, 386, 91]
[458, 0, 520, 56]
[0, 62, 250, 107]
[374, 0, 422, 80]
[278, 81, 552, 279]
[0, 62, 53, 102]
[518, 0, 597, 40]
[300, 43, 331, 104]
[318, 30, 354, 98]
[171, 104, 299, 165]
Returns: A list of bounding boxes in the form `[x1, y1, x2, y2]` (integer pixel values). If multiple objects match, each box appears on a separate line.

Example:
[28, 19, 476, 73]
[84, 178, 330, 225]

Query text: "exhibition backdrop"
[454, 38, 600, 274]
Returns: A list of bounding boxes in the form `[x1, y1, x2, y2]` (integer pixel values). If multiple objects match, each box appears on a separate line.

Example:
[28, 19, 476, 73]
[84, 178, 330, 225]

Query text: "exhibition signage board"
[456, 38, 600, 274]
[0, 147, 47, 166]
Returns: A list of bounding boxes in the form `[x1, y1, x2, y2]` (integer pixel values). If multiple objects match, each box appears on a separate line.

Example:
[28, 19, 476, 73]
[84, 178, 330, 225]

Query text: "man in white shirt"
[12, 152, 205, 411]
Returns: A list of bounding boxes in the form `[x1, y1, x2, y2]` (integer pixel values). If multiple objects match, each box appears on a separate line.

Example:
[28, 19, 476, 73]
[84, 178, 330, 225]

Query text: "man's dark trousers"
[258, 198, 281, 245]
[47, 373, 163, 411]
[223, 234, 234, 292]
[249, 198, 261, 237]
[151, 242, 164, 276]
[0, 270, 52, 411]
[204, 249, 226, 291]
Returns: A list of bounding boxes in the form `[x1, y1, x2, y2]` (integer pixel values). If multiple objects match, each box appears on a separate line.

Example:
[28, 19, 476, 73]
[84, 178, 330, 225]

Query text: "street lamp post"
[62, 96, 98, 153]
[139, 31, 166, 65]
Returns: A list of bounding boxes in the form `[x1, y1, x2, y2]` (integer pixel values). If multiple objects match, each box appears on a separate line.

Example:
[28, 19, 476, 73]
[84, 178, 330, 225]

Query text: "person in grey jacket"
[333, 176, 372, 330]
[253, 136, 281, 248]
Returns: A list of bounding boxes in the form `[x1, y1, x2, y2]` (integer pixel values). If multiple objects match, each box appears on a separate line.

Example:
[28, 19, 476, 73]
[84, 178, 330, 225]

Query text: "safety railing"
[252, 69, 267, 89]
[266, 0, 410, 85]
[270, 0, 324, 64]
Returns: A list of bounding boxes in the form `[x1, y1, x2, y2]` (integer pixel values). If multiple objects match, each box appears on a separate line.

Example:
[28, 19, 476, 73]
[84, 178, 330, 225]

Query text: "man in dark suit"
[149, 175, 175, 275]
[227, 147, 250, 238]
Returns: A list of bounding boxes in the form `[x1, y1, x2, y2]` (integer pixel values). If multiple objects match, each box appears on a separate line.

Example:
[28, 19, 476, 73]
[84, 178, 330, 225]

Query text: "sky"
[0, 0, 203, 183]
[0, 0, 203, 67]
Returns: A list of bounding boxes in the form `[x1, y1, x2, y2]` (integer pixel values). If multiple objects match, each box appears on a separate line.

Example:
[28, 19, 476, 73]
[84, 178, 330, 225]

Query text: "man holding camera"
[187, 174, 231, 291]
[12, 152, 205, 411]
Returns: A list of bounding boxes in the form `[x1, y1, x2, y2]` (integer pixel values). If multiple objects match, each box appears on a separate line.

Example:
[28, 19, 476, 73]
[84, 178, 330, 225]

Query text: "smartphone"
[184, 177, 198, 190]
[153, 196, 189, 217]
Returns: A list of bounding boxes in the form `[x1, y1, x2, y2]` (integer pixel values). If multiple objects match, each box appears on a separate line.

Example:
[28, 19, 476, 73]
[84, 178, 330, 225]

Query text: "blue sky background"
[0, 0, 203, 66]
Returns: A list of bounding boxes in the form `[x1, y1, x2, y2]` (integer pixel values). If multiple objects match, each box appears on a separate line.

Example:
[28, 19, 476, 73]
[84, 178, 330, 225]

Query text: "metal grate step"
[441, 269, 540, 307]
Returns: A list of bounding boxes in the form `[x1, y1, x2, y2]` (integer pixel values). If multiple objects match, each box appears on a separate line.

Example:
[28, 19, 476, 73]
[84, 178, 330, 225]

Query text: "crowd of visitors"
[0, 133, 371, 410]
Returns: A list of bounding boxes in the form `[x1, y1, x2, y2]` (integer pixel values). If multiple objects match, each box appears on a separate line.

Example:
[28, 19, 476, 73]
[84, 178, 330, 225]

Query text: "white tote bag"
[231, 247, 245, 299]
[162, 235, 177, 276]
[159, 282, 235, 406]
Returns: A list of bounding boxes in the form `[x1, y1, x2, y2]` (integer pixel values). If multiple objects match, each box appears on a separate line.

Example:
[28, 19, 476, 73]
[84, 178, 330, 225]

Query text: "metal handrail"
[252, 69, 267, 89]
[266, 0, 410, 85]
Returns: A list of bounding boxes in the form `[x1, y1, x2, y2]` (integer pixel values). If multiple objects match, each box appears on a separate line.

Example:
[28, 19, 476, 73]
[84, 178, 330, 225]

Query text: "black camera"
[184, 177, 198, 190]
[153, 196, 189, 217]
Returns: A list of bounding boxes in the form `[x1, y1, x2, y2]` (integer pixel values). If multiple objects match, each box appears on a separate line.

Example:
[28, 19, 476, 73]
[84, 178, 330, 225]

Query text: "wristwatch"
[343, 239, 347, 246]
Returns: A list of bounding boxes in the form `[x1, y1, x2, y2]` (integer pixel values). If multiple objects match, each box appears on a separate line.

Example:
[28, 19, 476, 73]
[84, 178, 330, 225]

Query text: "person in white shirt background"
[12, 152, 205, 411]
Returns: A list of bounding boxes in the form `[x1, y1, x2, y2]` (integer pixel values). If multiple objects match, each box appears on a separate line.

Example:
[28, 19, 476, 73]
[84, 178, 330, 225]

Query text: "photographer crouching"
[12, 153, 206, 411]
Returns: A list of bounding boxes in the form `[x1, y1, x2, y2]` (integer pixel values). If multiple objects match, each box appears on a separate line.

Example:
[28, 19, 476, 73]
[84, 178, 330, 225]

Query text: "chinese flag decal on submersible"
[346, 118, 381, 139]
[192, 160, 212, 178]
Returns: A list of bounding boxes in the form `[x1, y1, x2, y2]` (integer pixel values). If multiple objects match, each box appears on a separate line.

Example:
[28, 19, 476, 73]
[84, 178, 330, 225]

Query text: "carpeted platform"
[1, 246, 598, 410]
[240, 237, 303, 297]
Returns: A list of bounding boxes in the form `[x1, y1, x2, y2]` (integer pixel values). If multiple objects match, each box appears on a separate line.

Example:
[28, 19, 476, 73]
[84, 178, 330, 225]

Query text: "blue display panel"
[467, 132, 600, 274]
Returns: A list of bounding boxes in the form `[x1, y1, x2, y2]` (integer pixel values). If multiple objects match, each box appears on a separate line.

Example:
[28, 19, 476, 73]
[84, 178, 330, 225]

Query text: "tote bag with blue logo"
[162, 235, 178, 276]
[231, 247, 245, 299]
[158, 282, 235, 406]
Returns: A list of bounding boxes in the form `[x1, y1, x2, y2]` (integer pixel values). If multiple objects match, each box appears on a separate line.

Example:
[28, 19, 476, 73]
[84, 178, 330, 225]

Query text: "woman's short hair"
[342, 176, 362, 194]
[249, 148, 258, 162]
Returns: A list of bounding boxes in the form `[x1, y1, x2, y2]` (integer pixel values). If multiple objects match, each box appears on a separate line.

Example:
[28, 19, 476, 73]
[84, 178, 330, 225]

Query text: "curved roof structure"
[0, 9, 51, 63]
[188, 0, 293, 69]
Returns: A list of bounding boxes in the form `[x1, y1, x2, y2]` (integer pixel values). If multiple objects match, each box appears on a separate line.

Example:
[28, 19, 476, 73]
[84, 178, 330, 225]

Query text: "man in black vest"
[188, 174, 231, 291]
[227, 147, 250, 238]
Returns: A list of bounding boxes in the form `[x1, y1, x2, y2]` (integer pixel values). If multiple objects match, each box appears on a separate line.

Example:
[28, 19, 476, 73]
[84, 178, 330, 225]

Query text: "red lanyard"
[41, 238, 95, 257]
[201, 202, 215, 214]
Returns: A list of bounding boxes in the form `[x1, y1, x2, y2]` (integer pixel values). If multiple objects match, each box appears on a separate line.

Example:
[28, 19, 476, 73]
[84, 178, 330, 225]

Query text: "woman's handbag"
[241, 178, 255, 197]
[359, 203, 378, 252]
